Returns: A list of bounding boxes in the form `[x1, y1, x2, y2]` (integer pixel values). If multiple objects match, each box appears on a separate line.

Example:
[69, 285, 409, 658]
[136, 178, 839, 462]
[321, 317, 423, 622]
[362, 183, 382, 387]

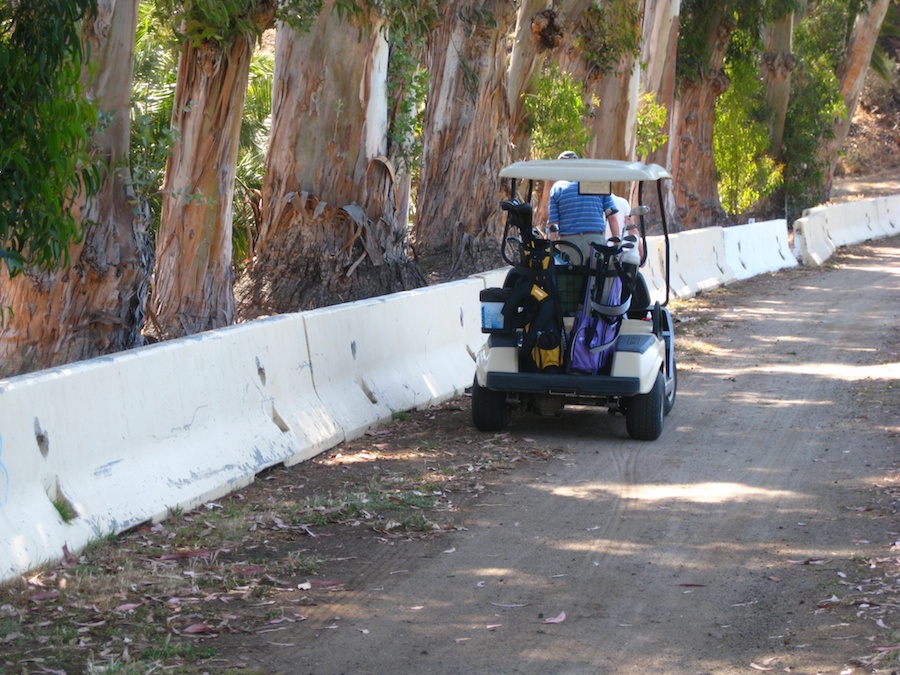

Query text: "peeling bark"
[236, 3, 424, 319]
[148, 4, 275, 339]
[761, 12, 797, 158]
[508, 1, 556, 155]
[820, 0, 890, 198]
[412, 0, 517, 278]
[640, 0, 681, 230]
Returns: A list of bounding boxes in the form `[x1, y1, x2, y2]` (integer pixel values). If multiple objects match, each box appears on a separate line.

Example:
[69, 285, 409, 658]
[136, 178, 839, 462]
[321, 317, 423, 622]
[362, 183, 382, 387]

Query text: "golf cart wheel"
[625, 370, 665, 441]
[664, 357, 677, 416]
[472, 376, 509, 432]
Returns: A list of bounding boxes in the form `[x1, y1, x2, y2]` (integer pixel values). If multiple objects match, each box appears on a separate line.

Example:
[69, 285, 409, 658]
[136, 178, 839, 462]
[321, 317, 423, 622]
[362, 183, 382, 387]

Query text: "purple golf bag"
[566, 242, 632, 375]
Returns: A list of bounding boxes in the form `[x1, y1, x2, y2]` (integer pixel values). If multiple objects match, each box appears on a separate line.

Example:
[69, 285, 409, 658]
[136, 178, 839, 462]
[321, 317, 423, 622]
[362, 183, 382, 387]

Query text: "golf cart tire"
[664, 358, 677, 416]
[625, 370, 665, 441]
[472, 377, 510, 432]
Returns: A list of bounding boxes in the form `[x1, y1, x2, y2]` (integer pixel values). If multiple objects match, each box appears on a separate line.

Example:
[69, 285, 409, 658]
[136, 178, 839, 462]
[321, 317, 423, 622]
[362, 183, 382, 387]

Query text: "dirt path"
[215, 237, 899, 674]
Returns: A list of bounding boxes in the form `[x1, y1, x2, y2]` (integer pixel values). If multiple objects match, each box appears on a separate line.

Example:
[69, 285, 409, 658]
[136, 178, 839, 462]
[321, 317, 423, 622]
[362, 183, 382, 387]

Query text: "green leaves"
[524, 64, 591, 159]
[576, 0, 643, 78]
[636, 92, 669, 160]
[0, 0, 102, 276]
[715, 56, 784, 215]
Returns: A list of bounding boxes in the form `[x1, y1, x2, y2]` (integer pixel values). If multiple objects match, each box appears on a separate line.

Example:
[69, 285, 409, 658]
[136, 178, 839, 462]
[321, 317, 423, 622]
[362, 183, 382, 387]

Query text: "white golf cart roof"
[500, 159, 672, 183]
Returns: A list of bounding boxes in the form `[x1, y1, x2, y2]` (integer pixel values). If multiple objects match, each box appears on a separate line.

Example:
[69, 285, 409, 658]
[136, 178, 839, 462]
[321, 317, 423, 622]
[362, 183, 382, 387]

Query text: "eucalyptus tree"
[146, 0, 296, 339]
[775, 0, 890, 219]
[0, 0, 152, 376]
[507, 1, 571, 157]
[818, 0, 891, 195]
[562, 0, 644, 161]
[670, 0, 746, 228]
[760, 0, 802, 157]
[411, 0, 519, 277]
[236, 0, 434, 316]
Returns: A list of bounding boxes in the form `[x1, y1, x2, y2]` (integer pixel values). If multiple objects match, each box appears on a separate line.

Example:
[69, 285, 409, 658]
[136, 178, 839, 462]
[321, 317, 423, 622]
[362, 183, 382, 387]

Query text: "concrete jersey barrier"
[796, 195, 898, 265]
[302, 279, 483, 441]
[668, 227, 737, 298]
[0, 314, 337, 580]
[723, 219, 797, 280]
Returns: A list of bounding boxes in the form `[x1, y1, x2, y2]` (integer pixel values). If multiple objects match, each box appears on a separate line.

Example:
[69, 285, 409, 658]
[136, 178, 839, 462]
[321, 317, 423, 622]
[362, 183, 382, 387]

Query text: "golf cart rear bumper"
[485, 372, 641, 396]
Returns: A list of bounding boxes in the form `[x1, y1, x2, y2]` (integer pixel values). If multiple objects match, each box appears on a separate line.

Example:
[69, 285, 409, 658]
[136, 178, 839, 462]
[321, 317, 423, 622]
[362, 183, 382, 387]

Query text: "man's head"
[558, 151, 578, 160]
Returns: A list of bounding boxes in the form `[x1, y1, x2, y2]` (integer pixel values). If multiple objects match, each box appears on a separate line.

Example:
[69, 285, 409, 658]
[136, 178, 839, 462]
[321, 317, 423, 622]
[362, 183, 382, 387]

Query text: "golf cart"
[472, 159, 677, 440]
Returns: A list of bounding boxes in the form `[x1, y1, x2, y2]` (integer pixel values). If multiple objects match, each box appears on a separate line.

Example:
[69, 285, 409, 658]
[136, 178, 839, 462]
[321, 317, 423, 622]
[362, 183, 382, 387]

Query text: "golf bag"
[566, 242, 634, 375]
[498, 200, 565, 372]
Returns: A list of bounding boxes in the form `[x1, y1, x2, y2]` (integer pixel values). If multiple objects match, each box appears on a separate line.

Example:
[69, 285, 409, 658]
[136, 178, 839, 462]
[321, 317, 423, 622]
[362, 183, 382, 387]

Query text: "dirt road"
[221, 237, 899, 675]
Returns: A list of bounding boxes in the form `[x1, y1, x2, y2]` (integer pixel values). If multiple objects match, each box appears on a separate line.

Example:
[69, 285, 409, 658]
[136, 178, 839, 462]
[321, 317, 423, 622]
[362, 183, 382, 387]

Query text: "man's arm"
[607, 211, 622, 239]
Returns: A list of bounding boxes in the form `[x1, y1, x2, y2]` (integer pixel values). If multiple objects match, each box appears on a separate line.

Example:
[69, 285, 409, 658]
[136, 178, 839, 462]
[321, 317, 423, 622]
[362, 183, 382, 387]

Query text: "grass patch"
[52, 496, 77, 523]
[290, 483, 441, 532]
[139, 635, 218, 661]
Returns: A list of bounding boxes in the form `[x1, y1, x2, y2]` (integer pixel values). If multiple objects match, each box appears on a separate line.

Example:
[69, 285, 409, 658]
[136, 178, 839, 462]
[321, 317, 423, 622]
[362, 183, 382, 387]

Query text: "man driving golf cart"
[546, 150, 623, 261]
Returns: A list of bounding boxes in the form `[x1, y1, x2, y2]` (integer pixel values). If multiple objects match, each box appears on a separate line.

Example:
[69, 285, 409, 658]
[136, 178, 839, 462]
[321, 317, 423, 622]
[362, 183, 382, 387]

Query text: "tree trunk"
[639, 0, 681, 230]
[0, 0, 151, 377]
[508, 1, 564, 156]
[670, 7, 732, 229]
[820, 0, 890, 198]
[582, 0, 643, 162]
[235, 4, 424, 319]
[761, 12, 797, 158]
[412, 0, 518, 279]
[147, 5, 275, 339]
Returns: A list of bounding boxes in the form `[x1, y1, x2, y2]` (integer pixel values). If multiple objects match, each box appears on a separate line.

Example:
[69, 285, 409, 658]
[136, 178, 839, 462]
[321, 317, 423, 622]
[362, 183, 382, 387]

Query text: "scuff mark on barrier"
[172, 405, 209, 433]
[93, 459, 125, 478]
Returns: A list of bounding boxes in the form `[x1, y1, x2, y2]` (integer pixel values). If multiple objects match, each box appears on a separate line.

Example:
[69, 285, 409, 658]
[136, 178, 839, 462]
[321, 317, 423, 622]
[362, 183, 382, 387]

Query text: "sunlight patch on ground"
[318, 448, 428, 465]
[686, 361, 899, 382]
[723, 391, 833, 408]
[554, 539, 652, 555]
[546, 481, 799, 504]
[764, 360, 900, 381]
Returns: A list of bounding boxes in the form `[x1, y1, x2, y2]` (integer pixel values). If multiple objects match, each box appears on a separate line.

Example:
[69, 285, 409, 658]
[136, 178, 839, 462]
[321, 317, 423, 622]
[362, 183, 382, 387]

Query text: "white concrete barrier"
[874, 195, 900, 238]
[793, 208, 836, 266]
[724, 219, 797, 280]
[795, 195, 900, 266]
[303, 279, 482, 442]
[640, 234, 670, 304]
[0, 371, 87, 578]
[471, 268, 511, 290]
[0, 315, 336, 580]
[820, 200, 883, 247]
[668, 227, 737, 298]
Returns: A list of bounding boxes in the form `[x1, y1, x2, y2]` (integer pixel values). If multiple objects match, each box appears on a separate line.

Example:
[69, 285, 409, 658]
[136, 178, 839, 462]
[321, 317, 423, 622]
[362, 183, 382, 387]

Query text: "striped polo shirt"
[548, 181, 617, 235]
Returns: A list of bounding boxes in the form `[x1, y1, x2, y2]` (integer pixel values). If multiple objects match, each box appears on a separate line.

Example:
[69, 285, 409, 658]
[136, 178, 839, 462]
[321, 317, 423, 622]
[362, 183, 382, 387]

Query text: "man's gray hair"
[558, 150, 578, 160]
